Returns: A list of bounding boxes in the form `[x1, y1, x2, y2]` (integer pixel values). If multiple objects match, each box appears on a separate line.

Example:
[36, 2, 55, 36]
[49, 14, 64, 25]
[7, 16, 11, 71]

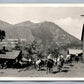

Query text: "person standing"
[75, 53, 79, 63]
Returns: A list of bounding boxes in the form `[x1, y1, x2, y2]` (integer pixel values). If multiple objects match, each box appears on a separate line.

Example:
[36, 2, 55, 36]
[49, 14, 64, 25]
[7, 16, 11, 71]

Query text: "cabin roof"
[68, 49, 82, 55]
[0, 50, 20, 59]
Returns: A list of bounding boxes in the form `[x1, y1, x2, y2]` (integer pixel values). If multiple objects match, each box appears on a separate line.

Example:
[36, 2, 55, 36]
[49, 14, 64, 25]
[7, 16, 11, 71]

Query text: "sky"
[0, 4, 83, 40]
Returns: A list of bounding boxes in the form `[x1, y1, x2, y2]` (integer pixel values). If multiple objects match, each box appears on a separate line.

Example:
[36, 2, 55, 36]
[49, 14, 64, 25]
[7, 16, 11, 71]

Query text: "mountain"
[31, 21, 82, 49]
[0, 20, 12, 30]
[15, 21, 35, 27]
[0, 20, 82, 50]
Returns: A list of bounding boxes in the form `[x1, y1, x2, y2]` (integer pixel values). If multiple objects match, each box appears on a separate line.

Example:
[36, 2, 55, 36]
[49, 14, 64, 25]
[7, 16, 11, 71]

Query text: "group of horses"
[33, 54, 80, 74]
[1, 53, 79, 74]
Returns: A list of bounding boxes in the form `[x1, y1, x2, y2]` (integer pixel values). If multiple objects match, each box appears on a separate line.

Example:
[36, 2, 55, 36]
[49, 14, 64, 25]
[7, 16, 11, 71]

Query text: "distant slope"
[0, 20, 82, 49]
[15, 21, 35, 27]
[31, 21, 81, 48]
[0, 20, 12, 30]
[6, 26, 34, 43]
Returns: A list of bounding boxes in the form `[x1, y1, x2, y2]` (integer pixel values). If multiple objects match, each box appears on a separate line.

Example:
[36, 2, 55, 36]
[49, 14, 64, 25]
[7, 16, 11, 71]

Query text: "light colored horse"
[53, 58, 57, 66]
[35, 59, 45, 71]
[57, 55, 64, 72]
[65, 54, 71, 64]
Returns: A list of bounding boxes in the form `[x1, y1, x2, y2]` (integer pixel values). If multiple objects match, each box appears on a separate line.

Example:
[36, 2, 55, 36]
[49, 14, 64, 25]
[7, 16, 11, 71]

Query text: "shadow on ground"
[69, 64, 74, 67]
[52, 69, 69, 74]
[41, 68, 46, 71]
[62, 69, 69, 73]
[63, 66, 69, 69]
[52, 71, 60, 74]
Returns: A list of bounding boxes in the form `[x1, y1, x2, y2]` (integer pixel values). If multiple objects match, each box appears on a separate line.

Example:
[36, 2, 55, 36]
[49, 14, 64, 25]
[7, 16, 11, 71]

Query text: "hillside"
[0, 20, 12, 30]
[31, 21, 81, 47]
[0, 20, 82, 50]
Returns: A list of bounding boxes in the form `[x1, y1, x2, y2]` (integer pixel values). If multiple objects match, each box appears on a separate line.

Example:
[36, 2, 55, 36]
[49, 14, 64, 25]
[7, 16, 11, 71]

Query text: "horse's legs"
[77, 59, 79, 63]
[46, 67, 48, 74]
[49, 67, 51, 73]
[39, 65, 41, 71]
[50, 68, 53, 73]
[34, 64, 36, 69]
[46, 67, 49, 74]
[36, 65, 38, 71]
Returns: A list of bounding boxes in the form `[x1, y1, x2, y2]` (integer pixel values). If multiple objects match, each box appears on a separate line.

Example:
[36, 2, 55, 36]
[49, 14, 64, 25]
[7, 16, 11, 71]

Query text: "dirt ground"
[0, 62, 84, 77]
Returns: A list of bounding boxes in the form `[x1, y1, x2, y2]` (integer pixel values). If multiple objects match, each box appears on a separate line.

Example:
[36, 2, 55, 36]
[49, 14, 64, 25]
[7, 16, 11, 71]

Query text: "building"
[68, 49, 83, 61]
[68, 49, 82, 55]
[0, 38, 27, 49]
[0, 50, 22, 68]
[81, 24, 84, 61]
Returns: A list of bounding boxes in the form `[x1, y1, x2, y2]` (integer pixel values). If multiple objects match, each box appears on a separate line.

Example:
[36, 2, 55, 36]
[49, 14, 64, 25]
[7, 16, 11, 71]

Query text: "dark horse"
[46, 59, 54, 74]
[75, 56, 79, 63]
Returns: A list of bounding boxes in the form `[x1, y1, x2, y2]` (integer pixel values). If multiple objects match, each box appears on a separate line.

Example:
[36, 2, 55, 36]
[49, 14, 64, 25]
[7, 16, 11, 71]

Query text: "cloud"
[55, 17, 83, 40]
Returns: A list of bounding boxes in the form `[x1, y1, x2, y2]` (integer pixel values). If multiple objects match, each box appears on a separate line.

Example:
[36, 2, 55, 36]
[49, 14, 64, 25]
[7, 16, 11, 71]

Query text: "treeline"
[14, 39, 82, 60]
[0, 29, 82, 60]
[58, 42, 82, 50]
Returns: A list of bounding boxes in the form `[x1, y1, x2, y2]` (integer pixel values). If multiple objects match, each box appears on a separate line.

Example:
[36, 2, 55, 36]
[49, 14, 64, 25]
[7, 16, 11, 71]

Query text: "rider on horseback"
[46, 54, 54, 74]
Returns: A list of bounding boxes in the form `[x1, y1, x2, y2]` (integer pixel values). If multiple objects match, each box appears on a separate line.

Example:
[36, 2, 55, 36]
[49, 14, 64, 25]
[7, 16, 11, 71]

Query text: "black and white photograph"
[0, 4, 83, 81]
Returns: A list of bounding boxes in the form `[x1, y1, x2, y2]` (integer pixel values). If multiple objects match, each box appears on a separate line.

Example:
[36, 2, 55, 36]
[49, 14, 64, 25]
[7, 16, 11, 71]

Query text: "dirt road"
[0, 62, 84, 77]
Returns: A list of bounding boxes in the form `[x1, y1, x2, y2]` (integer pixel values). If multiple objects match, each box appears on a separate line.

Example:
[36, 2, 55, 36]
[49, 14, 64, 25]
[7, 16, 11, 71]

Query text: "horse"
[46, 59, 54, 74]
[65, 54, 72, 64]
[75, 54, 79, 63]
[35, 59, 45, 71]
[53, 58, 57, 66]
[57, 55, 64, 72]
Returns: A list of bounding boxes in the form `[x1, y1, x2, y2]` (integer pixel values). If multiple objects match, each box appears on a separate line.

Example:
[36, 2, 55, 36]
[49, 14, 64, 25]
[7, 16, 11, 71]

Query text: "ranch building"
[81, 24, 84, 61]
[0, 50, 22, 68]
[68, 49, 83, 61]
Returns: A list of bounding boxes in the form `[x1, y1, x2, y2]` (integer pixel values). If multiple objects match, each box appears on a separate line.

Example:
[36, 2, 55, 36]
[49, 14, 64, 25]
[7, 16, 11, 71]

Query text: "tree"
[47, 48, 59, 58]
[0, 30, 6, 41]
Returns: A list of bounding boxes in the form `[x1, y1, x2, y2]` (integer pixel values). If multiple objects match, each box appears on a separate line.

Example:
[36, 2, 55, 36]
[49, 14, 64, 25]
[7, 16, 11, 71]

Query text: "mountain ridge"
[0, 20, 82, 50]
